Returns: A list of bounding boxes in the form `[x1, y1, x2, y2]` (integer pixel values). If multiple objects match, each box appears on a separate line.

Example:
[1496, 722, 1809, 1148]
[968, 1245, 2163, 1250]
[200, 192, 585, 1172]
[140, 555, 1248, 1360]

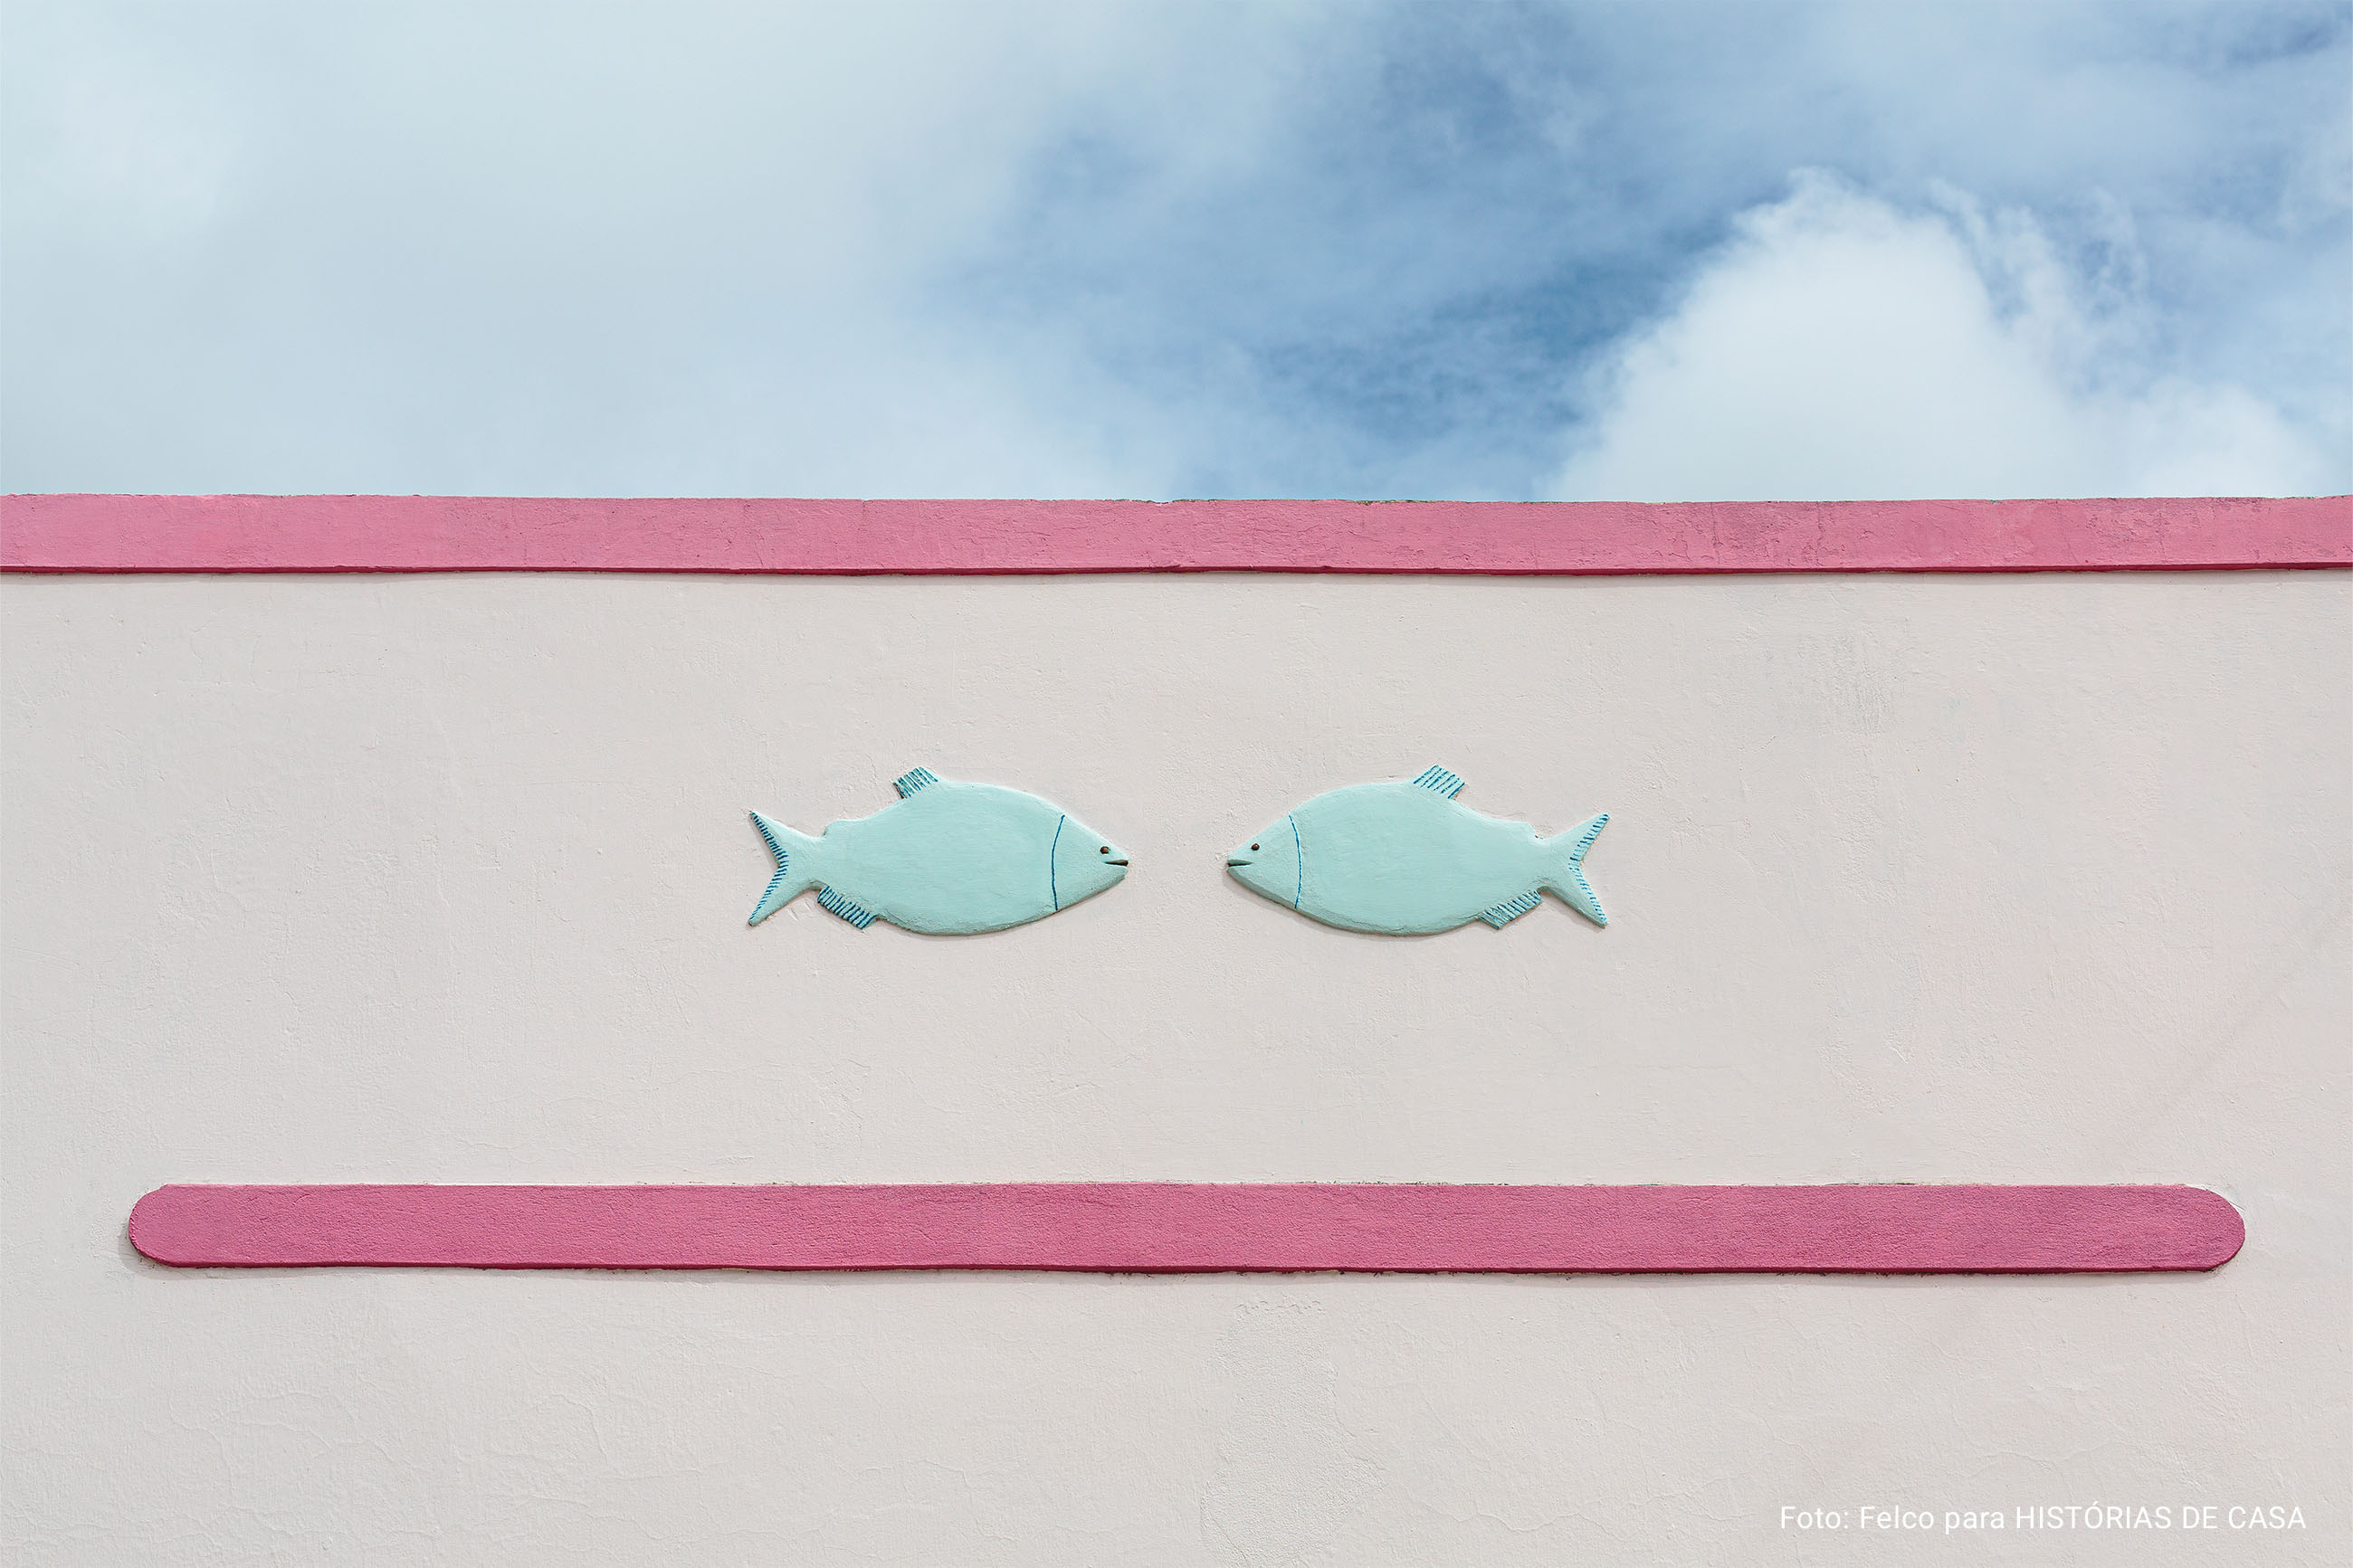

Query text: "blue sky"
[5, 1, 2347, 499]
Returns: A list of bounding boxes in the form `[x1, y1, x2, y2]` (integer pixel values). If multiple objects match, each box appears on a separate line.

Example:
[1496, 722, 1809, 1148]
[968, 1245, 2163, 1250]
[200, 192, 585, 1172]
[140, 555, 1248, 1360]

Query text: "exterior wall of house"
[4, 563, 2345, 1563]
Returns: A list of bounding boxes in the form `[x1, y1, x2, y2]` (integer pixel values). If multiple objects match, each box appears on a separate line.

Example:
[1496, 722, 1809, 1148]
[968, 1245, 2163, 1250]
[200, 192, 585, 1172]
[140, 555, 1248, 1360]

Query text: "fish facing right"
[1225, 766, 1609, 936]
[748, 768, 1129, 935]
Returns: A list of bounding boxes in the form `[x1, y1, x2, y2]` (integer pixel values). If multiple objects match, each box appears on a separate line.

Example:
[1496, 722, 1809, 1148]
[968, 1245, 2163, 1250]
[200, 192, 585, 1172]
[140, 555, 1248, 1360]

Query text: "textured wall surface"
[4, 570, 2346, 1564]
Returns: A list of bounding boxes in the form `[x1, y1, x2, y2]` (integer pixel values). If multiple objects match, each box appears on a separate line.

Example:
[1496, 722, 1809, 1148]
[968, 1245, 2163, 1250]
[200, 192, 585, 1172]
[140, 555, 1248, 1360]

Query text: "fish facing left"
[747, 768, 1130, 935]
[1226, 765, 1609, 936]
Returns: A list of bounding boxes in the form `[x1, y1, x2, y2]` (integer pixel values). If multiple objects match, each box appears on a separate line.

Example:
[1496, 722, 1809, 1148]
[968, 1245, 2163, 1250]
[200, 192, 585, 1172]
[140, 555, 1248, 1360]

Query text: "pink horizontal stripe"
[6, 494, 2346, 574]
[128, 1183, 2243, 1274]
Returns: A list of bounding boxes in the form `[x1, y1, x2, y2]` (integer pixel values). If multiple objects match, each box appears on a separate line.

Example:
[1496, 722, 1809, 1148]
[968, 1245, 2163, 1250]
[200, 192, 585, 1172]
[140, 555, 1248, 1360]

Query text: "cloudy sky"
[5, 1, 2347, 500]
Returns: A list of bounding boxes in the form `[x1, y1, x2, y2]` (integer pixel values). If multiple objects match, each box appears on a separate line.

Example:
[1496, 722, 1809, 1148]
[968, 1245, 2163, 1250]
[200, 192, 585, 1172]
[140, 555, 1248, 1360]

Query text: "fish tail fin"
[1542, 812, 1610, 927]
[747, 812, 823, 925]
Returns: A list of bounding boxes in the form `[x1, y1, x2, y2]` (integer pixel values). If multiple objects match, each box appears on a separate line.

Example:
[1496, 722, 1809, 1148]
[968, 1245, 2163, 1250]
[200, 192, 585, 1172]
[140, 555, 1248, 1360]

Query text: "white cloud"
[1551, 176, 2341, 501]
[0, 2, 1324, 498]
[3, 6, 2344, 499]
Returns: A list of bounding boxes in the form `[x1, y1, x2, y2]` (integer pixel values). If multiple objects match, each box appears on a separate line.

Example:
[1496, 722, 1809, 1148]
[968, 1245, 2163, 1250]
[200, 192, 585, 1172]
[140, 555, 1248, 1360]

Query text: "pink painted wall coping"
[129, 1183, 2244, 1274]
[7, 494, 2347, 575]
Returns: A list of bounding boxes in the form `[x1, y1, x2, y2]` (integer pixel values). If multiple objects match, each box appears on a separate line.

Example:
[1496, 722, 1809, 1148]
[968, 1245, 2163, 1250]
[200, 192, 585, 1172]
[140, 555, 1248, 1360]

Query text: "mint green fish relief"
[748, 769, 1129, 935]
[1226, 767, 1609, 935]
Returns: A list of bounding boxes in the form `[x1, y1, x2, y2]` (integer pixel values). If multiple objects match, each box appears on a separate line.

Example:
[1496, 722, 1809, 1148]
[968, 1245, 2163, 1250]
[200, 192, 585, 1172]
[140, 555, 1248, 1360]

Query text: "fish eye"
[1250, 843, 1260, 851]
[1099, 845, 1110, 853]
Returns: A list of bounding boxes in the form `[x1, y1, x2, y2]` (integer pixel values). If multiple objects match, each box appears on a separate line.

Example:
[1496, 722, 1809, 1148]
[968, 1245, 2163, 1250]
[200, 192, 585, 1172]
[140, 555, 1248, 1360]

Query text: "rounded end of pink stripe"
[128, 1185, 192, 1264]
[2177, 1186, 2246, 1270]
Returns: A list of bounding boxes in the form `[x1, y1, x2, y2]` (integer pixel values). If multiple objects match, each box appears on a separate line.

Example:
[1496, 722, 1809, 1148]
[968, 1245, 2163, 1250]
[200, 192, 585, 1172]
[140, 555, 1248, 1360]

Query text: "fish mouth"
[1105, 859, 1129, 867]
[1224, 857, 1253, 867]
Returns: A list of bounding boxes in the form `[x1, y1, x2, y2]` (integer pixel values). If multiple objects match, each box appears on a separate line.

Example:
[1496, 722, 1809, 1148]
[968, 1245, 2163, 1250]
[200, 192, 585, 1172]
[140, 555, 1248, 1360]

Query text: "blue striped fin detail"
[892, 767, 940, 797]
[815, 885, 879, 929]
[1567, 868, 1606, 927]
[1479, 891, 1543, 928]
[1567, 811, 1609, 860]
[751, 814, 793, 916]
[1413, 765, 1465, 798]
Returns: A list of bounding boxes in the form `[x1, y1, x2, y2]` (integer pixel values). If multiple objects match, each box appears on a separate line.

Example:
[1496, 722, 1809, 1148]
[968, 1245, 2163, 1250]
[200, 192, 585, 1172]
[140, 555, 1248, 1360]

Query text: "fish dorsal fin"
[1412, 765, 1465, 799]
[892, 767, 941, 798]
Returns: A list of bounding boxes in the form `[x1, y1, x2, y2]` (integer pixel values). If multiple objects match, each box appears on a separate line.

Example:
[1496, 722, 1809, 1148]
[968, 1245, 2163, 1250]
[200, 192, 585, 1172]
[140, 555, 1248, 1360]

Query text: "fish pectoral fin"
[1412, 765, 1466, 799]
[1479, 891, 1544, 928]
[815, 885, 880, 929]
[892, 767, 941, 797]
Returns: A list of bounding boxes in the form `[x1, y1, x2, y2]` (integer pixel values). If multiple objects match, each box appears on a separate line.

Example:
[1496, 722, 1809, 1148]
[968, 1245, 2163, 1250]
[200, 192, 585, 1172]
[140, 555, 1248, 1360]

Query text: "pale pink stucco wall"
[3, 566, 2346, 1563]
